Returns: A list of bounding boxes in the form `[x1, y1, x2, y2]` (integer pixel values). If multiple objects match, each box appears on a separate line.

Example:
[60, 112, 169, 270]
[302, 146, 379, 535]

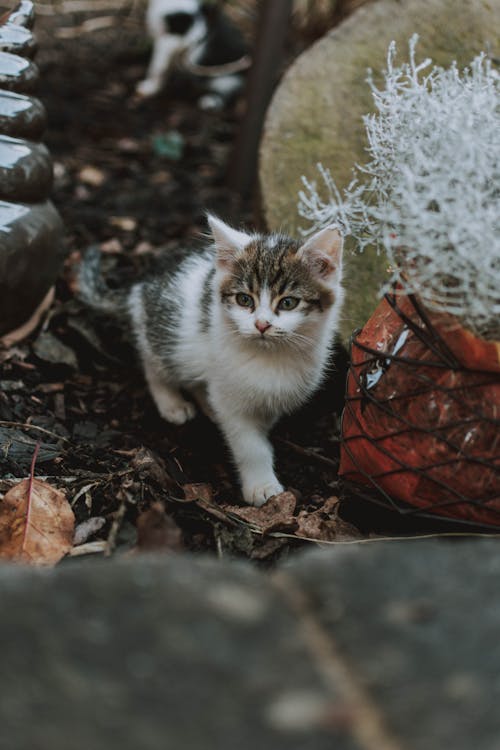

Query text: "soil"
[0, 10, 442, 563]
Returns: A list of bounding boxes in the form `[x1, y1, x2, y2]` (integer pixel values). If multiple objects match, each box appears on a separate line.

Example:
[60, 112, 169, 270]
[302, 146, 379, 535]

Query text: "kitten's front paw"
[157, 400, 197, 425]
[243, 480, 284, 507]
[135, 78, 161, 98]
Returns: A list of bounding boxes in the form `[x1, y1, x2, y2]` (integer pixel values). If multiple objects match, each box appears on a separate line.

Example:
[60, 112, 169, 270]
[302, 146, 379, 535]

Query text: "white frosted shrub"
[299, 36, 500, 339]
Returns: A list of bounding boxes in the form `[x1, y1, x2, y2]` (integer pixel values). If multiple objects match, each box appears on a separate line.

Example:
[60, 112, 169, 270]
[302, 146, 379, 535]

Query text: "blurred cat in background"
[136, 0, 249, 109]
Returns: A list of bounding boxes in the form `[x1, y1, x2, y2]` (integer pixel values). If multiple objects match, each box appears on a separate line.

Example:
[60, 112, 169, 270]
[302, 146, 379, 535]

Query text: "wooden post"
[228, 0, 293, 199]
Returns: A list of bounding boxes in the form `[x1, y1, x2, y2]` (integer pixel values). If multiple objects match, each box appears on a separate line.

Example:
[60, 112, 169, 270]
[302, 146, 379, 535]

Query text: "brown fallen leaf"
[225, 491, 298, 534]
[296, 496, 363, 542]
[109, 216, 137, 232]
[78, 164, 107, 187]
[100, 238, 123, 255]
[0, 478, 75, 565]
[183, 483, 214, 503]
[131, 446, 177, 490]
[136, 502, 183, 552]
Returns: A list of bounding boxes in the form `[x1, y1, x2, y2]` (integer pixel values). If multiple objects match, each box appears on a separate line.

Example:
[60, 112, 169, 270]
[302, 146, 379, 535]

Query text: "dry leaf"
[100, 238, 123, 255]
[0, 478, 75, 565]
[109, 216, 137, 232]
[183, 483, 214, 503]
[130, 446, 177, 489]
[78, 164, 107, 187]
[136, 502, 183, 552]
[296, 496, 363, 542]
[73, 516, 106, 545]
[226, 491, 298, 534]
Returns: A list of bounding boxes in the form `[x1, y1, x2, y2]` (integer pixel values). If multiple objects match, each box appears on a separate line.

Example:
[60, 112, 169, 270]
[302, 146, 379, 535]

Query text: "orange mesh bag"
[340, 291, 500, 527]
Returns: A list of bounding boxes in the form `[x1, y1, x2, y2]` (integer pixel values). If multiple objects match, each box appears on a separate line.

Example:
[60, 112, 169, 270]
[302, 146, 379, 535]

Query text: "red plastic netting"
[340, 291, 500, 527]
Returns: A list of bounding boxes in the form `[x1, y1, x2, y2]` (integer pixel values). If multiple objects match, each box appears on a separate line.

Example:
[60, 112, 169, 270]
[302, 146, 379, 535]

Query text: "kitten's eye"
[278, 296, 300, 311]
[236, 292, 254, 308]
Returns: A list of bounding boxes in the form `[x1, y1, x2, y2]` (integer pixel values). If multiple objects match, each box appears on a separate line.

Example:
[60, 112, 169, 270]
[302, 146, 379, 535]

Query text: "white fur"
[128, 219, 344, 506]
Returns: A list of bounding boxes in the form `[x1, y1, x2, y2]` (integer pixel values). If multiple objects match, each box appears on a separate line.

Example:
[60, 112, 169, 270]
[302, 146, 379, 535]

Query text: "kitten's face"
[208, 217, 343, 348]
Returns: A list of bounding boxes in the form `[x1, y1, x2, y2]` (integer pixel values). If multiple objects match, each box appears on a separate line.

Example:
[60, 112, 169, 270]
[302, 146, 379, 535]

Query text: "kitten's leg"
[136, 35, 184, 97]
[211, 398, 283, 506]
[198, 74, 242, 110]
[190, 385, 216, 421]
[144, 362, 196, 425]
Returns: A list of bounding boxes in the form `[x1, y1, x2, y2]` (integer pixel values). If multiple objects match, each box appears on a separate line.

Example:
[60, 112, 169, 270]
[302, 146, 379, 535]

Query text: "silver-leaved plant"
[298, 36, 500, 339]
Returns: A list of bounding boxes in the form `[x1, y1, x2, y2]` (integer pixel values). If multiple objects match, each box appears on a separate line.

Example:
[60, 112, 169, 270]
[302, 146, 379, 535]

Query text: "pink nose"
[255, 319, 271, 334]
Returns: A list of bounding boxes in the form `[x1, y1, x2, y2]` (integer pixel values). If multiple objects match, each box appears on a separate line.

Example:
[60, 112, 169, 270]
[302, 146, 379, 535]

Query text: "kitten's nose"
[255, 319, 271, 334]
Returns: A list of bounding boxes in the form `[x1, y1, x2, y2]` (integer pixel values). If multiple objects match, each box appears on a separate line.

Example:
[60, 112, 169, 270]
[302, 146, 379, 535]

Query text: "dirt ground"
[0, 9, 440, 563]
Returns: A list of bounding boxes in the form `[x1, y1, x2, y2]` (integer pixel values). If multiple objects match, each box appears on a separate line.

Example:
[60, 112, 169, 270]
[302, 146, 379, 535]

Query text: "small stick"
[21, 442, 40, 556]
[104, 496, 127, 557]
[275, 437, 339, 469]
[0, 420, 71, 444]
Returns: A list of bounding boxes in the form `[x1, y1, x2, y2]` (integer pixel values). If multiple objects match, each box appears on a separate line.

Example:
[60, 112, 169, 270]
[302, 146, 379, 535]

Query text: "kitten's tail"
[77, 245, 129, 318]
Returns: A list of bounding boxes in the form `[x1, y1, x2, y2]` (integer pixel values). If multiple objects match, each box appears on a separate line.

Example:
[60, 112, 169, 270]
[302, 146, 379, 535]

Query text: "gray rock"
[0, 556, 361, 750]
[1, 541, 500, 749]
[0, 90, 46, 140]
[0, 22, 37, 57]
[259, 0, 500, 341]
[0, 50, 38, 92]
[0, 199, 64, 335]
[286, 540, 500, 750]
[0, 1, 64, 339]
[33, 331, 78, 369]
[0, 135, 52, 202]
[4, 0, 35, 29]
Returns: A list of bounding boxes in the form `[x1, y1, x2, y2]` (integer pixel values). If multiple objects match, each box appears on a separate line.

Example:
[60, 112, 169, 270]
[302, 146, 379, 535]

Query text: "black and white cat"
[79, 216, 344, 506]
[136, 0, 249, 109]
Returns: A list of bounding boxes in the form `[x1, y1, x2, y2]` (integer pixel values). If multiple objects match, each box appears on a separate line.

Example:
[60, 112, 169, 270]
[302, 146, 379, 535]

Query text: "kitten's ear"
[207, 214, 252, 267]
[298, 227, 343, 280]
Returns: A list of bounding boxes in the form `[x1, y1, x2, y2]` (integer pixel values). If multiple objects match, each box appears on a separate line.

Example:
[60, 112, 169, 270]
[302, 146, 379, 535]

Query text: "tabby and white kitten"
[79, 216, 344, 506]
[136, 0, 248, 109]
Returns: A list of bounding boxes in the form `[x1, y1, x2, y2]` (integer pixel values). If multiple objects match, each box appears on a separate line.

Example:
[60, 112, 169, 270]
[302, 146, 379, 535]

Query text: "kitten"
[136, 0, 248, 109]
[79, 216, 344, 506]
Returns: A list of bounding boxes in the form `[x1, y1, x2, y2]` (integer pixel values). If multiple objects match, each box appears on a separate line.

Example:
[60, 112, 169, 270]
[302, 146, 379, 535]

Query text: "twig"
[56, 15, 118, 38]
[275, 437, 339, 469]
[70, 541, 107, 557]
[104, 494, 128, 557]
[267, 530, 500, 545]
[0, 420, 71, 444]
[21, 442, 40, 556]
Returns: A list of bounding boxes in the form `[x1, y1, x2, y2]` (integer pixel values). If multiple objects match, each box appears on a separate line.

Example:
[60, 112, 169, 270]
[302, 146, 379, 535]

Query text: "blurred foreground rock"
[259, 0, 500, 342]
[1, 541, 500, 749]
[0, 1, 63, 337]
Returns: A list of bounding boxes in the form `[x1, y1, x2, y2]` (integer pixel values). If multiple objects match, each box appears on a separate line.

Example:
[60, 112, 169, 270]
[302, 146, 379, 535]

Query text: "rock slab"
[259, 0, 500, 341]
[1, 540, 500, 749]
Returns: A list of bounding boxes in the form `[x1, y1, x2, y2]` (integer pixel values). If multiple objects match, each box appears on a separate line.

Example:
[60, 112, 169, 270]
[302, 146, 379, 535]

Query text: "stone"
[1, 541, 500, 749]
[0, 0, 64, 339]
[0, 90, 46, 140]
[286, 540, 500, 750]
[1, 0, 35, 30]
[0, 200, 64, 335]
[0, 135, 52, 202]
[0, 49, 38, 92]
[0, 21, 37, 57]
[0, 555, 362, 750]
[259, 0, 500, 341]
